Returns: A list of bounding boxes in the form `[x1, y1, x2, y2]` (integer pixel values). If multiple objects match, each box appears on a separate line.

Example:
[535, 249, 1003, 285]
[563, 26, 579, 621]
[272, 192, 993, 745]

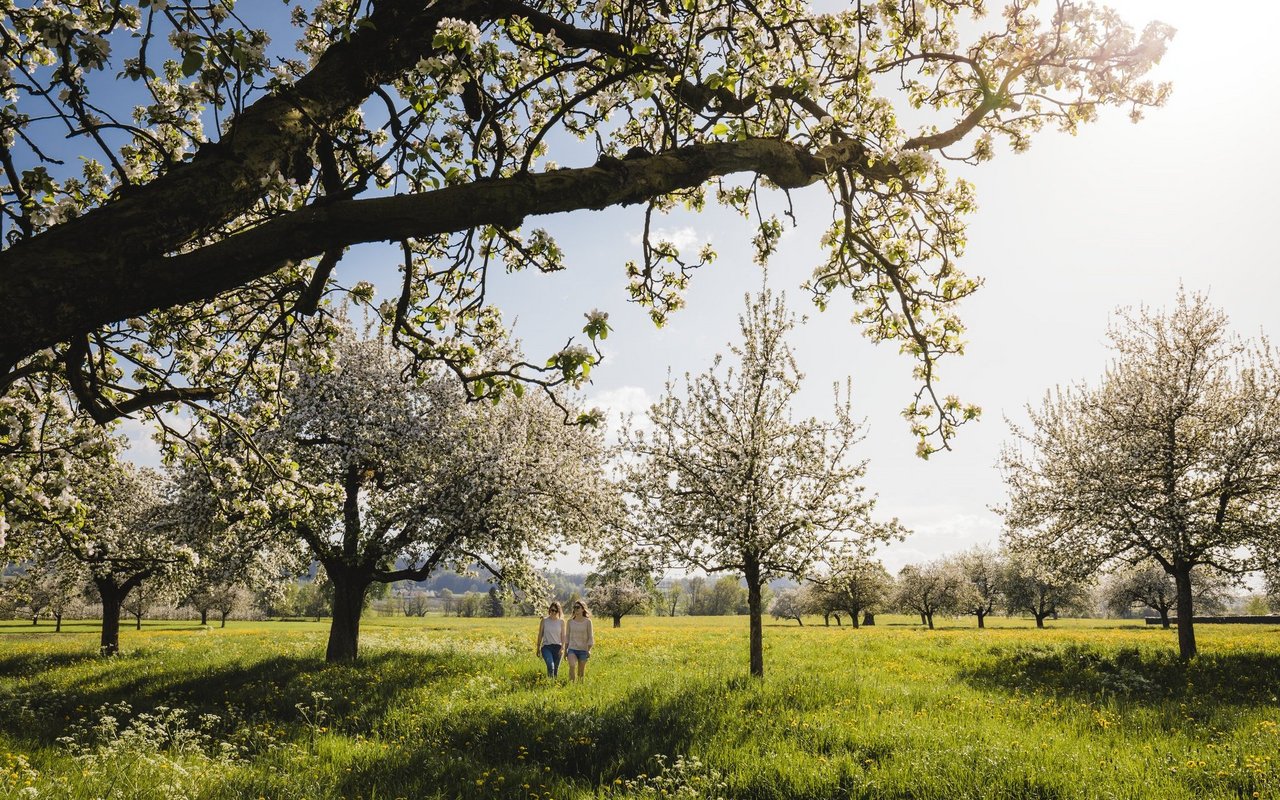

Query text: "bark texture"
[746, 562, 764, 678]
[1174, 567, 1197, 659]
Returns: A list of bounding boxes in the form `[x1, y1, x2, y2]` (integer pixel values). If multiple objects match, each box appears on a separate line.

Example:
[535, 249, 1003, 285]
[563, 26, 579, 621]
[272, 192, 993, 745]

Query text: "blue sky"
[125, 0, 1280, 575]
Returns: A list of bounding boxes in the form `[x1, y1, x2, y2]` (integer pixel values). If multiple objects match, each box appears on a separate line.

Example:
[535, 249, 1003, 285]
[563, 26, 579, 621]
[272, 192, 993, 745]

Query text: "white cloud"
[117, 416, 165, 468]
[627, 226, 702, 252]
[587, 385, 652, 442]
[877, 510, 1001, 572]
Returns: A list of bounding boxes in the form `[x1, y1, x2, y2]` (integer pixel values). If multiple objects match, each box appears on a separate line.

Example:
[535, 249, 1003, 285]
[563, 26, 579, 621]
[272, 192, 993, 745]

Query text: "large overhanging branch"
[0, 138, 887, 368]
[0, 0, 501, 371]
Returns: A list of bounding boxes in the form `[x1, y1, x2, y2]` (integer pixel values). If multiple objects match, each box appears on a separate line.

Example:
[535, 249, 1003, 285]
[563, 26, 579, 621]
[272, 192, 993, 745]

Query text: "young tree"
[893, 562, 963, 630]
[684, 578, 708, 616]
[585, 580, 652, 628]
[814, 551, 894, 630]
[768, 586, 811, 626]
[1001, 293, 1280, 657]
[273, 575, 333, 620]
[623, 290, 896, 676]
[197, 330, 610, 661]
[212, 586, 254, 628]
[458, 592, 484, 619]
[0, 2, 1170, 474]
[952, 547, 1005, 629]
[122, 581, 169, 631]
[402, 591, 432, 618]
[11, 554, 87, 631]
[662, 582, 684, 618]
[1000, 554, 1088, 629]
[1101, 564, 1232, 628]
[438, 589, 459, 617]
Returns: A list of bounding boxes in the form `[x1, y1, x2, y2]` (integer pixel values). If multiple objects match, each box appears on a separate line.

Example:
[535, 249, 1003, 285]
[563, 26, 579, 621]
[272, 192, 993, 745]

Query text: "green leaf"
[181, 50, 203, 78]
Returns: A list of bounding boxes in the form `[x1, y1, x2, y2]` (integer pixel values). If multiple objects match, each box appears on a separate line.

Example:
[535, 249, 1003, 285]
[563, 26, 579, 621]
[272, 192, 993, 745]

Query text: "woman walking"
[535, 601, 567, 678]
[565, 600, 595, 683]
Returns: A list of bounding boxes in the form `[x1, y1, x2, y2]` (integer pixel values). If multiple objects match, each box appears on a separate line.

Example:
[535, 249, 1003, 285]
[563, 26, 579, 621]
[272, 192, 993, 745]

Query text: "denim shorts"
[567, 648, 590, 661]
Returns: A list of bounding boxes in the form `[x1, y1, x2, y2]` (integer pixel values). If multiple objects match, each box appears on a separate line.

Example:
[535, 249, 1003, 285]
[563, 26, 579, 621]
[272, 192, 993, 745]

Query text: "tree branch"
[0, 137, 886, 368]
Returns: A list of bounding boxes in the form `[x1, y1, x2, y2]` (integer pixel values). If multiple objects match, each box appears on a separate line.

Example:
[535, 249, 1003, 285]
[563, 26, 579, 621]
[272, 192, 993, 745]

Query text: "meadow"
[1, 614, 1278, 800]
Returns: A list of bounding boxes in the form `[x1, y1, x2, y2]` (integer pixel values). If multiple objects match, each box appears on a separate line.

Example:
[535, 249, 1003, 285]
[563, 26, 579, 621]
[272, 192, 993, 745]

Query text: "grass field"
[1, 614, 1279, 799]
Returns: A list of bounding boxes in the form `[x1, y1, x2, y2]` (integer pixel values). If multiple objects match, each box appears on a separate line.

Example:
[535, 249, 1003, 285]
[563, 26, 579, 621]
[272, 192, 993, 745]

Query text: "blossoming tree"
[621, 289, 898, 677]
[0, 1, 1172, 464]
[812, 549, 894, 629]
[1001, 293, 1280, 657]
[15, 451, 199, 654]
[194, 328, 612, 661]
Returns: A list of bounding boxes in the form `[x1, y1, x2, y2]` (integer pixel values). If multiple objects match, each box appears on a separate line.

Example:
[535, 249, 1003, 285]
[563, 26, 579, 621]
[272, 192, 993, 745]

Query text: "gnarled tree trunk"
[325, 563, 372, 663]
[98, 582, 123, 656]
[1173, 565, 1197, 659]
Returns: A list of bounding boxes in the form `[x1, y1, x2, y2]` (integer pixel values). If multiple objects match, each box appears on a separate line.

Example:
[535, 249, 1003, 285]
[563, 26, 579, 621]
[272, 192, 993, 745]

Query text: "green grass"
[1, 614, 1278, 799]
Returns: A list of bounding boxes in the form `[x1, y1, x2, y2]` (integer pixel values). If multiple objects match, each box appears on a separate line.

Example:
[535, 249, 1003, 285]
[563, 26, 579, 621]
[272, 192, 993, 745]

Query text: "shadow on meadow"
[328, 675, 742, 800]
[0, 647, 477, 746]
[0, 649, 100, 678]
[962, 643, 1280, 707]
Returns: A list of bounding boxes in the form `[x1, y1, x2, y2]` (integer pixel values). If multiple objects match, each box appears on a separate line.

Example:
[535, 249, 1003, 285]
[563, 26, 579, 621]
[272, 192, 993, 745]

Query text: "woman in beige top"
[565, 600, 595, 682]
[535, 601, 567, 678]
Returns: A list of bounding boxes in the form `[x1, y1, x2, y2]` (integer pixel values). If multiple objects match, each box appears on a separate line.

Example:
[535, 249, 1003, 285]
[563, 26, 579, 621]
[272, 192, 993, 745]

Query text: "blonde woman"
[565, 600, 595, 682]
[535, 601, 567, 678]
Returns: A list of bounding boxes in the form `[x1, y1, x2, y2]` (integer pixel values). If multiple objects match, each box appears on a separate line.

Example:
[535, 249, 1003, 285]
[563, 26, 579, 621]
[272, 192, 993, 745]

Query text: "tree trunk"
[325, 566, 371, 663]
[796, 617, 803, 627]
[745, 563, 764, 678]
[976, 609, 986, 629]
[925, 611, 935, 630]
[1034, 613, 1047, 629]
[200, 608, 209, 626]
[220, 611, 229, 628]
[31, 615, 38, 625]
[612, 614, 621, 628]
[848, 609, 860, 629]
[920, 612, 927, 626]
[862, 612, 875, 626]
[99, 584, 123, 656]
[55, 613, 62, 633]
[1158, 606, 1170, 629]
[134, 611, 142, 630]
[1173, 566, 1197, 660]
[834, 613, 842, 627]
[823, 612, 830, 627]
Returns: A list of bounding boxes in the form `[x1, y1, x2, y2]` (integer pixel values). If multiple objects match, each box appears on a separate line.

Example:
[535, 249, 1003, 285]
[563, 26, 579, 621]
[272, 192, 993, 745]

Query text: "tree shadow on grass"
[962, 643, 1280, 708]
[329, 677, 736, 800]
[0, 648, 478, 747]
[0, 650, 99, 678]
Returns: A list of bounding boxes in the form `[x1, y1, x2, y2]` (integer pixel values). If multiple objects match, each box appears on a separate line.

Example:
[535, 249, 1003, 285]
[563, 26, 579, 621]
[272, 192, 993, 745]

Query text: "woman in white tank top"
[565, 600, 595, 683]
[535, 601, 567, 677]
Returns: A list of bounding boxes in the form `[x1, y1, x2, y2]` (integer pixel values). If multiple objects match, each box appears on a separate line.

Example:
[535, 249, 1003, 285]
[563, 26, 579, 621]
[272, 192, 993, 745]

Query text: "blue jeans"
[541, 644, 563, 677]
